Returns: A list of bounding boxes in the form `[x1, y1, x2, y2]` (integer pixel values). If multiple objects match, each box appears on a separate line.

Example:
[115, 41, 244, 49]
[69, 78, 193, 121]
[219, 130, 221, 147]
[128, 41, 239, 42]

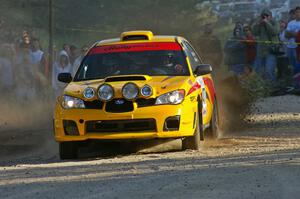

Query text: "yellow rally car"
[54, 31, 219, 159]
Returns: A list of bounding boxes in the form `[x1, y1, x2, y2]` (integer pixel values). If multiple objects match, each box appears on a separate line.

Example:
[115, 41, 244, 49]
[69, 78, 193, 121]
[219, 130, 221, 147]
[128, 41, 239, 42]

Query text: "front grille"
[136, 98, 156, 107]
[105, 99, 134, 113]
[86, 119, 157, 133]
[84, 100, 104, 109]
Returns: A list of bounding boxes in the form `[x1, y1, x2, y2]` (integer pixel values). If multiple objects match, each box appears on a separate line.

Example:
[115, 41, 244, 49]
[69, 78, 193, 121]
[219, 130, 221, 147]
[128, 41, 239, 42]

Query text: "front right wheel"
[182, 105, 204, 150]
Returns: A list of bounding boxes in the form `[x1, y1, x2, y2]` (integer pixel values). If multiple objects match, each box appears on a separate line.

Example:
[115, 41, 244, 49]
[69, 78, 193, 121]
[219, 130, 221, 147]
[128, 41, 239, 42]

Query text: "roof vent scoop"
[121, 31, 154, 41]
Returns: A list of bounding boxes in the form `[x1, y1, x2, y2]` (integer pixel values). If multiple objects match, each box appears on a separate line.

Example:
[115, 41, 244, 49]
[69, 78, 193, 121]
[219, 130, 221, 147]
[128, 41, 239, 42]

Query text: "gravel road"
[0, 95, 300, 199]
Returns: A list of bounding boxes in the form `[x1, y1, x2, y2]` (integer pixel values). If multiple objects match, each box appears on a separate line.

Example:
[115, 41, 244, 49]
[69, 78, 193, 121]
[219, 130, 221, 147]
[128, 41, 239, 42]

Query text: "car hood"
[64, 75, 193, 100]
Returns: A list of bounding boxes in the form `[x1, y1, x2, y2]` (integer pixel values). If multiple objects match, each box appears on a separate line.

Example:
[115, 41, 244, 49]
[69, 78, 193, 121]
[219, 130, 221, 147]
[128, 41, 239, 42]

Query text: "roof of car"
[95, 31, 180, 46]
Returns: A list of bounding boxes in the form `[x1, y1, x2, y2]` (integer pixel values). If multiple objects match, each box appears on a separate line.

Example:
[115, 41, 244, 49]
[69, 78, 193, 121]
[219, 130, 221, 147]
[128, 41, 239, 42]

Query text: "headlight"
[141, 85, 153, 97]
[98, 84, 114, 101]
[122, 83, 139, 100]
[83, 87, 95, 99]
[62, 95, 85, 109]
[155, 90, 185, 105]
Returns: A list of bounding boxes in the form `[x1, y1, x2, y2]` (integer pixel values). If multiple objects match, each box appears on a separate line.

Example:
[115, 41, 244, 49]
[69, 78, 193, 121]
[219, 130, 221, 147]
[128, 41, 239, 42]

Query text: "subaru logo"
[115, 99, 125, 105]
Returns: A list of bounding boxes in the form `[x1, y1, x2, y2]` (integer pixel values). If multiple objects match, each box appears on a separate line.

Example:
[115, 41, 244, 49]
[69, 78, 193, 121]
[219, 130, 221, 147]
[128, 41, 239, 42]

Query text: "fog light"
[164, 116, 180, 131]
[63, 120, 80, 135]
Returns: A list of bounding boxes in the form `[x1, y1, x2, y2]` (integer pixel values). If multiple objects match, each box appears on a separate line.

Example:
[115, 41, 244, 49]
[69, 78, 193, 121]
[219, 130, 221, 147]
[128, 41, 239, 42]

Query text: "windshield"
[74, 42, 189, 81]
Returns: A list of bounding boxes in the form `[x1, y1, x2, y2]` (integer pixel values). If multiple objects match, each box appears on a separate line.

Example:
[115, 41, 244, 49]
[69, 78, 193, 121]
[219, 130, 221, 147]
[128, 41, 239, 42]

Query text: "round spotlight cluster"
[141, 85, 153, 97]
[98, 84, 114, 101]
[83, 87, 95, 99]
[122, 83, 139, 100]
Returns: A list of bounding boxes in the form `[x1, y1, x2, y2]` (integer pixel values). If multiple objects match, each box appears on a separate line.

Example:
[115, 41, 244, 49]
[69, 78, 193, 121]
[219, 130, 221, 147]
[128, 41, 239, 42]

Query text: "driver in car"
[162, 53, 184, 74]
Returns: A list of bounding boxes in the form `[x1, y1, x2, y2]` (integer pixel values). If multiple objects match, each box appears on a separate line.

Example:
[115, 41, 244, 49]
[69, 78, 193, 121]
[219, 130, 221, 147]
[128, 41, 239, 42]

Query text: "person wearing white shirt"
[30, 39, 44, 64]
[285, 7, 300, 75]
[52, 50, 72, 97]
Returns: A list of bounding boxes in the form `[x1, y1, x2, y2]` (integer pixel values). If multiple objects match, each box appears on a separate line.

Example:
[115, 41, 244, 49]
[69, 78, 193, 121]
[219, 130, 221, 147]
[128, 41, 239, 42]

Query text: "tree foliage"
[0, 0, 222, 47]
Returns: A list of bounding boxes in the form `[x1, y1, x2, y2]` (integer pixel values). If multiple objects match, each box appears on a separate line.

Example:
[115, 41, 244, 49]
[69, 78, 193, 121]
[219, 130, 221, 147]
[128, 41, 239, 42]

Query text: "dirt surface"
[1, 95, 300, 199]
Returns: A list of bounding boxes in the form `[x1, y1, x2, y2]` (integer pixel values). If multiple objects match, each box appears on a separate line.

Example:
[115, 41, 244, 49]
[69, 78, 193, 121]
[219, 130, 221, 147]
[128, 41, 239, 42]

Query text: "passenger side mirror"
[194, 64, 212, 76]
[58, 73, 72, 83]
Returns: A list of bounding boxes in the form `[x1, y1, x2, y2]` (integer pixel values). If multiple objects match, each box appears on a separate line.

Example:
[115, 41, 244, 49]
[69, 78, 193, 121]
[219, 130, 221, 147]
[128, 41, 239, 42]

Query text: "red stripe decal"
[187, 82, 201, 96]
[89, 42, 182, 55]
[203, 77, 215, 103]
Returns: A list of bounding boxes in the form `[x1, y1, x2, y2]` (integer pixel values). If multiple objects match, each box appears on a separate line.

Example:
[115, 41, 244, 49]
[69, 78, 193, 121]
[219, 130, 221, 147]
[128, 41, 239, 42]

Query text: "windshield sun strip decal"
[88, 42, 182, 55]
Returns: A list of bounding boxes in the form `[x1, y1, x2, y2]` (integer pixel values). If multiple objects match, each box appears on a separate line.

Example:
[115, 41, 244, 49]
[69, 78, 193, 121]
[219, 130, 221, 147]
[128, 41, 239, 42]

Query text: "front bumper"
[54, 101, 197, 142]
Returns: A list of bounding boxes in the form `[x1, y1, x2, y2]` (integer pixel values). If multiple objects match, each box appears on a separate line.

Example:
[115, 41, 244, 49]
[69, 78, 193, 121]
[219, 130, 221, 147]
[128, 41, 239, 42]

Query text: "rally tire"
[182, 105, 204, 150]
[206, 100, 219, 139]
[59, 142, 78, 159]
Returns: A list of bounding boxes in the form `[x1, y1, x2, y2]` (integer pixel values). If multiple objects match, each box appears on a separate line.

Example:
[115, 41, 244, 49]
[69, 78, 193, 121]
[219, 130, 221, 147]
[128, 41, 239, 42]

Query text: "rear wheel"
[59, 142, 78, 159]
[182, 104, 204, 150]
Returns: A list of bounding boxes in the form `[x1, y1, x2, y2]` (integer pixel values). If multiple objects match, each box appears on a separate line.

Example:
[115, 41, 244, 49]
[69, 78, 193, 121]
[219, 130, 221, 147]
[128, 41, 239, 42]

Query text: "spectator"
[198, 23, 223, 71]
[243, 25, 256, 67]
[15, 45, 37, 100]
[30, 39, 44, 65]
[252, 9, 279, 83]
[15, 33, 31, 65]
[278, 20, 290, 80]
[235, 21, 244, 36]
[52, 50, 72, 97]
[69, 45, 78, 65]
[224, 27, 246, 75]
[72, 45, 88, 76]
[30, 38, 49, 91]
[62, 43, 71, 57]
[285, 6, 300, 75]
[289, 9, 296, 22]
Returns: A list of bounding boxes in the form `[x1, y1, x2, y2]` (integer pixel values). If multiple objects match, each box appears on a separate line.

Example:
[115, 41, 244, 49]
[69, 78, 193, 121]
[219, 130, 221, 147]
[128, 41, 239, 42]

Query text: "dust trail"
[215, 73, 252, 136]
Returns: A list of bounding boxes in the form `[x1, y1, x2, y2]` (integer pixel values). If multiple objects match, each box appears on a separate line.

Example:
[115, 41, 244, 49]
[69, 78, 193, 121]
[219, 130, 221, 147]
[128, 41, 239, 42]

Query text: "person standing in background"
[278, 20, 290, 80]
[252, 9, 279, 83]
[62, 43, 71, 57]
[285, 7, 300, 76]
[243, 25, 256, 67]
[224, 27, 246, 75]
[30, 39, 44, 65]
[52, 50, 72, 97]
[69, 45, 78, 65]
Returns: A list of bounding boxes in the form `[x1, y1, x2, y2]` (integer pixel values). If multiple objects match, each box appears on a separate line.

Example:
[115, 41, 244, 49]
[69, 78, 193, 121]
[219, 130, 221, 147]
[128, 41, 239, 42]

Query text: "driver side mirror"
[58, 73, 72, 83]
[194, 64, 212, 76]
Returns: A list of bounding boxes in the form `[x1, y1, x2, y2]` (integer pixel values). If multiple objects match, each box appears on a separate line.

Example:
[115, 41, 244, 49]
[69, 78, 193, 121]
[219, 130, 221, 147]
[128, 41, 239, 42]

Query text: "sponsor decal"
[89, 42, 182, 55]
[187, 77, 208, 115]
[203, 77, 215, 103]
[187, 82, 201, 96]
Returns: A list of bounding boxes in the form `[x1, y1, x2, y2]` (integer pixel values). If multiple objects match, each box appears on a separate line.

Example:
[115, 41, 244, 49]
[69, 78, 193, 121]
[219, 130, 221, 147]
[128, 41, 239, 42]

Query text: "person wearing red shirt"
[243, 25, 256, 67]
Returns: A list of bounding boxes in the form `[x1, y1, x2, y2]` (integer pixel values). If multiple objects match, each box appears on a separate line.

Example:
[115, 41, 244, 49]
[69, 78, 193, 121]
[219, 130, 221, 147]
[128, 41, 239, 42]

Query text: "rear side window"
[74, 42, 190, 81]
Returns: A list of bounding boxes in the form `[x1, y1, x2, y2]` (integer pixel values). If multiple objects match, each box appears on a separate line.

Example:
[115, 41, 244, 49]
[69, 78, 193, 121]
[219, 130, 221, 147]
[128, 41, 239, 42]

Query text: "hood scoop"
[105, 75, 147, 82]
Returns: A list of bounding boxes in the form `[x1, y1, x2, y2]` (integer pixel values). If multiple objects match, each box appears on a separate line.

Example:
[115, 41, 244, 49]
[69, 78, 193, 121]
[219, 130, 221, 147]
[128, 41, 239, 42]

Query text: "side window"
[182, 41, 202, 71]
